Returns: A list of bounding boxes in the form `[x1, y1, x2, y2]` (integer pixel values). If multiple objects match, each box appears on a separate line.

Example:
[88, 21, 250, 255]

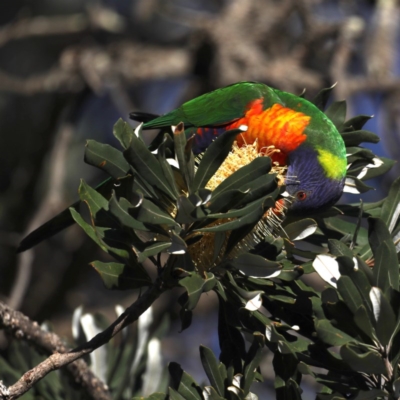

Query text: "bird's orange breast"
[227, 101, 311, 165]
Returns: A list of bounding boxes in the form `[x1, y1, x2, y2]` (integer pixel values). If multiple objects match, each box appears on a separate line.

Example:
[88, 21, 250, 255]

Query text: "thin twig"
[1, 279, 166, 400]
[0, 301, 111, 400]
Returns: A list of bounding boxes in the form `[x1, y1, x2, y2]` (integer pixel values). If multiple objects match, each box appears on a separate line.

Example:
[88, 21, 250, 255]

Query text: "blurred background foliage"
[1, 0, 400, 398]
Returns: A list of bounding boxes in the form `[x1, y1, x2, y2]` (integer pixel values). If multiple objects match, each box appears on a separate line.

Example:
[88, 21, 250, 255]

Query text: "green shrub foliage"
[4, 87, 400, 400]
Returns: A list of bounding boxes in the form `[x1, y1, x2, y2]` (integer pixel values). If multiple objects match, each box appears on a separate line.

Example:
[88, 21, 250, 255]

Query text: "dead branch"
[0, 279, 165, 400]
[0, 301, 111, 400]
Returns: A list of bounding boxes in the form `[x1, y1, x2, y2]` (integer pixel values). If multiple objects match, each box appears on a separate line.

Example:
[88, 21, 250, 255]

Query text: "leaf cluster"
[8, 86, 400, 399]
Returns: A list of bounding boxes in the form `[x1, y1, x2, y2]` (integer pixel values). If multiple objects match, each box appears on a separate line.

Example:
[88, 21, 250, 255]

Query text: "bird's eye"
[296, 191, 307, 201]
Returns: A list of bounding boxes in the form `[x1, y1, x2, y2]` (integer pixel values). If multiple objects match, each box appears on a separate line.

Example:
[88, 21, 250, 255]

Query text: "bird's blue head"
[285, 146, 346, 212]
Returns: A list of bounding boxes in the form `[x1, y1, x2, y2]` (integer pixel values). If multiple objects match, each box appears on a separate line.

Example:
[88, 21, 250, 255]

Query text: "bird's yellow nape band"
[317, 147, 347, 180]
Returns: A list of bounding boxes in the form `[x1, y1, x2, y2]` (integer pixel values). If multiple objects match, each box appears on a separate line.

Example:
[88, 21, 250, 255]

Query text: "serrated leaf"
[191, 128, 242, 192]
[85, 140, 129, 179]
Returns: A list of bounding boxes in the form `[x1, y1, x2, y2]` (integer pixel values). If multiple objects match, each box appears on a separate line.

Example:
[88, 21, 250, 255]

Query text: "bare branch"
[0, 279, 166, 400]
[0, 301, 111, 400]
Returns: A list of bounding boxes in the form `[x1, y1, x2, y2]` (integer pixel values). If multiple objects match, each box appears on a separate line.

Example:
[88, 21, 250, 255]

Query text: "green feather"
[143, 82, 281, 128]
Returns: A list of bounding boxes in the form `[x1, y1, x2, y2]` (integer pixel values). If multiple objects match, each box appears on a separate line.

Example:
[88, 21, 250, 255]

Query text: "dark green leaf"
[312, 85, 335, 111]
[90, 260, 151, 289]
[168, 388, 187, 400]
[369, 287, 397, 346]
[174, 123, 195, 190]
[337, 275, 363, 314]
[124, 132, 177, 200]
[138, 242, 172, 263]
[207, 189, 250, 214]
[343, 115, 372, 130]
[210, 157, 271, 200]
[202, 387, 225, 400]
[18, 202, 79, 252]
[191, 128, 242, 192]
[353, 389, 388, 400]
[374, 240, 399, 292]
[230, 253, 281, 277]
[70, 208, 108, 253]
[179, 273, 216, 310]
[84, 140, 129, 179]
[328, 239, 353, 257]
[199, 346, 225, 396]
[315, 319, 356, 346]
[113, 118, 134, 149]
[325, 100, 346, 129]
[345, 177, 375, 193]
[361, 157, 395, 181]
[340, 344, 386, 374]
[353, 305, 377, 343]
[283, 218, 317, 241]
[157, 135, 180, 198]
[109, 192, 149, 231]
[242, 332, 264, 394]
[341, 131, 379, 146]
[132, 199, 178, 228]
[198, 198, 266, 233]
[79, 179, 109, 217]
[381, 176, 400, 232]
[168, 362, 203, 400]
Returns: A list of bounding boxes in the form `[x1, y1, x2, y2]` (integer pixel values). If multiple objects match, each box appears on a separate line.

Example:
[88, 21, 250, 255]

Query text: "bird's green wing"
[143, 82, 280, 128]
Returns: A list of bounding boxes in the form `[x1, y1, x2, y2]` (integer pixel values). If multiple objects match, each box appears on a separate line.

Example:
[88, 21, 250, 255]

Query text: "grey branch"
[0, 279, 165, 400]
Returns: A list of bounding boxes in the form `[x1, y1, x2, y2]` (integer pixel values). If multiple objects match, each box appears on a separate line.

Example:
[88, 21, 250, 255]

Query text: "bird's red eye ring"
[296, 191, 307, 201]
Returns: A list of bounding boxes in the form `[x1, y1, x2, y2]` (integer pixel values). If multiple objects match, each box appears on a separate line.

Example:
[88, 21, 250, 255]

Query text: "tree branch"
[0, 301, 111, 400]
[0, 278, 166, 400]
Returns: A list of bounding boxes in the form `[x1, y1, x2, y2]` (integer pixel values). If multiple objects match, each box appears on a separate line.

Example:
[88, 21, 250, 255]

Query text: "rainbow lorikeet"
[18, 82, 347, 252]
[133, 81, 347, 211]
